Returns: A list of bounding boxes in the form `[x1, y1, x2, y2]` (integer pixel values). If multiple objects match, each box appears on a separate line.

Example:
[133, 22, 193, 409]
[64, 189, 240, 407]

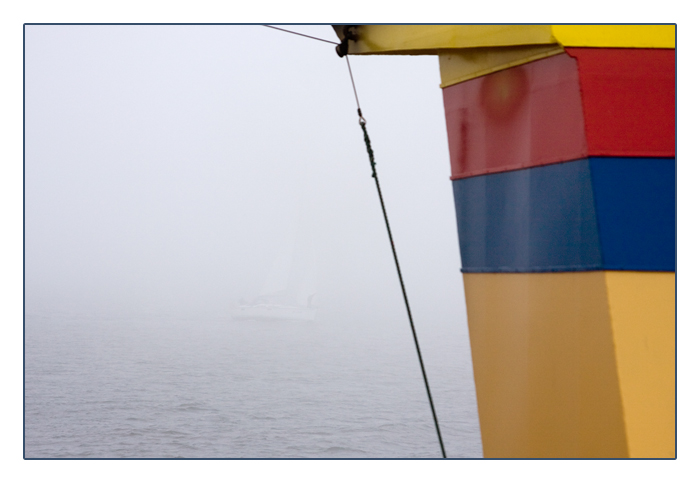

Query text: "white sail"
[234, 220, 318, 321]
[255, 243, 296, 306]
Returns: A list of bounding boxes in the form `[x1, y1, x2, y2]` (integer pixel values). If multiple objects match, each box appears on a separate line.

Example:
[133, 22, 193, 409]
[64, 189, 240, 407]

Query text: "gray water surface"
[25, 312, 482, 458]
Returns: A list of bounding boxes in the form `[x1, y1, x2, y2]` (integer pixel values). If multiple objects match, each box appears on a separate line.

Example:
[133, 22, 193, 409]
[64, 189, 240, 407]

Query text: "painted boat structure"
[333, 25, 676, 458]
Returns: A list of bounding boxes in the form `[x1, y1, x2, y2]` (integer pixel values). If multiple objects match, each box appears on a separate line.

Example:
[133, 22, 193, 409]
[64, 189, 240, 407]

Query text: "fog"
[25, 24, 466, 335]
[15, 10, 695, 475]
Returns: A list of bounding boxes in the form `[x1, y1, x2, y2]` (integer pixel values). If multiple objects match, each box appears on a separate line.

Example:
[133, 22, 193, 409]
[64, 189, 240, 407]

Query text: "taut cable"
[262, 25, 339, 45]
[261, 24, 448, 458]
[345, 56, 447, 459]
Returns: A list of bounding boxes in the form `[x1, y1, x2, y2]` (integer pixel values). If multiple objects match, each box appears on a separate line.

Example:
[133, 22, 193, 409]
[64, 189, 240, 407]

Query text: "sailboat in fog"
[233, 231, 317, 322]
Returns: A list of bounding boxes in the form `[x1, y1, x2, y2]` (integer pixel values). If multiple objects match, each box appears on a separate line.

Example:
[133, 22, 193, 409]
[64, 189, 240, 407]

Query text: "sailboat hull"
[232, 304, 317, 322]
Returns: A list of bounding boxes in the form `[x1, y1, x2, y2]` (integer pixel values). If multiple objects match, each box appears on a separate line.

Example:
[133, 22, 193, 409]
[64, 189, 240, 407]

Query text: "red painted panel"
[443, 53, 588, 180]
[566, 48, 675, 157]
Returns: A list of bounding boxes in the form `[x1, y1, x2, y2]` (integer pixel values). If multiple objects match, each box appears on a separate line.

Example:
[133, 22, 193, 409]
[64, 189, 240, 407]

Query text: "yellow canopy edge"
[344, 25, 556, 55]
[341, 25, 675, 56]
[438, 45, 564, 88]
[551, 25, 675, 48]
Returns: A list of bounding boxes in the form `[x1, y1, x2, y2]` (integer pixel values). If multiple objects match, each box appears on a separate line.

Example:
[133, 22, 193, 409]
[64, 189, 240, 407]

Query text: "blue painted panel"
[453, 159, 603, 272]
[589, 157, 676, 271]
[452, 158, 676, 273]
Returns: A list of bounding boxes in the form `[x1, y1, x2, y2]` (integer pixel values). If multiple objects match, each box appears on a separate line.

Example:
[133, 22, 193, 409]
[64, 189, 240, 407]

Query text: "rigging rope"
[260, 25, 447, 458]
[262, 25, 339, 45]
[345, 56, 447, 459]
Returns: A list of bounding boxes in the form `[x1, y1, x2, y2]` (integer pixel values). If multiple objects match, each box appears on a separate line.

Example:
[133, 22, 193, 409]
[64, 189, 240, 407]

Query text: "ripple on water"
[24, 315, 483, 458]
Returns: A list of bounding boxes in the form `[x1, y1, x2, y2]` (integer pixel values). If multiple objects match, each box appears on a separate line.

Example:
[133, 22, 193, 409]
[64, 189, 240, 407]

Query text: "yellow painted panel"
[346, 25, 556, 55]
[552, 25, 675, 48]
[438, 44, 564, 87]
[341, 25, 675, 56]
[463, 272, 628, 458]
[605, 271, 676, 458]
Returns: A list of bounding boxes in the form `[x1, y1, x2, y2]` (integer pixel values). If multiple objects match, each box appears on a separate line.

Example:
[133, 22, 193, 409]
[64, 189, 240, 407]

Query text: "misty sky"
[24, 24, 466, 328]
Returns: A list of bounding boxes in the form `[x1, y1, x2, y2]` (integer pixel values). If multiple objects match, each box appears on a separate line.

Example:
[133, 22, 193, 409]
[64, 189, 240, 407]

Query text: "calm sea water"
[24, 312, 483, 458]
